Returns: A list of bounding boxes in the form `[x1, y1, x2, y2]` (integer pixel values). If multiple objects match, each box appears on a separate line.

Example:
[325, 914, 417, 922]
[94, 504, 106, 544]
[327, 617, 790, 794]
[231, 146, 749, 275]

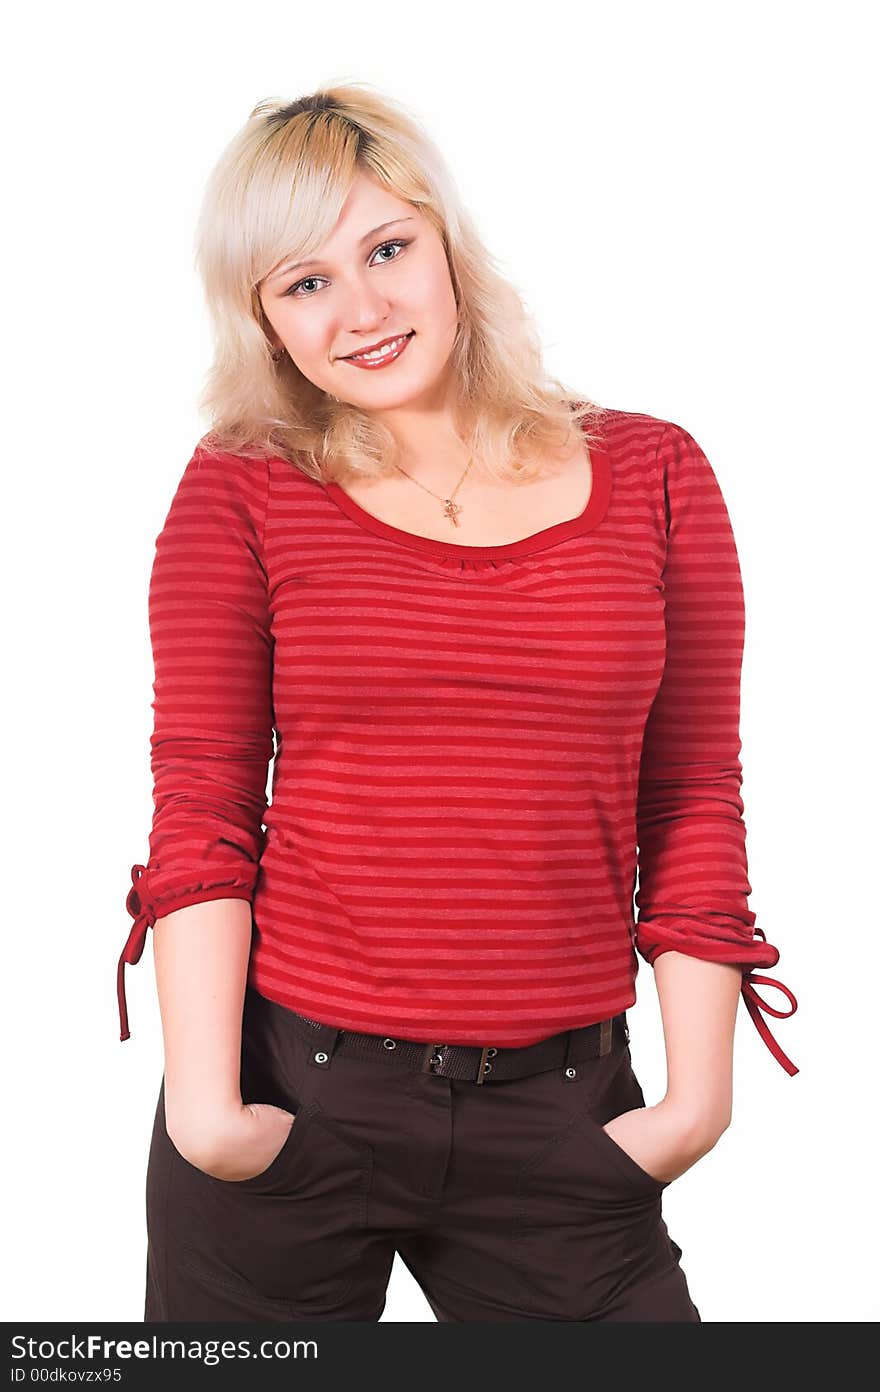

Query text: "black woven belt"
[292, 1010, 631, 1084]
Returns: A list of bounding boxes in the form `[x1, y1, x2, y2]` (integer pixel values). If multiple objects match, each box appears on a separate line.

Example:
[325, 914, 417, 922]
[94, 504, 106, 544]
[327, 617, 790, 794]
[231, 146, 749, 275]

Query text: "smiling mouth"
[341, 331, 415, 363]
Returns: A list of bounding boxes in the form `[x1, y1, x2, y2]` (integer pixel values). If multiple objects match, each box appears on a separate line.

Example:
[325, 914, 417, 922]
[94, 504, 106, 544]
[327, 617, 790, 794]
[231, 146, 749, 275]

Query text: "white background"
[4, 0, 877, 1323]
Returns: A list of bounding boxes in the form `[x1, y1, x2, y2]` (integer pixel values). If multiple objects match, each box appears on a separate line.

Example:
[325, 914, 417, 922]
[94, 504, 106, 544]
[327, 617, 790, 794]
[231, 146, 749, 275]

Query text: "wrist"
[656, 1095, 730, 1150]
[164, 1086, 243, 1148]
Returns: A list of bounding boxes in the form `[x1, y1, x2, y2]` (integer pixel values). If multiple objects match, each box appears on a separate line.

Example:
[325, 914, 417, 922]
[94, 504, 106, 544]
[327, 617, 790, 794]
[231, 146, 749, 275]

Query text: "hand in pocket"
[602, 1101, 714, 1186]
[174, 1101, 297, 1182]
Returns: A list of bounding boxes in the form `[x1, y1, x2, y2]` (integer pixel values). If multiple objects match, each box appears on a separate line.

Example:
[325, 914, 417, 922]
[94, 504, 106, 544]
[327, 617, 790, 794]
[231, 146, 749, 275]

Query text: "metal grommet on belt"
[382, 1038, 397, 1050]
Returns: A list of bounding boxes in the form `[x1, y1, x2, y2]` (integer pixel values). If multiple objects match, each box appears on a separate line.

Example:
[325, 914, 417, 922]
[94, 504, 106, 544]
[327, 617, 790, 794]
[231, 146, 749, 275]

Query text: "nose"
[339, 276, 394, 335]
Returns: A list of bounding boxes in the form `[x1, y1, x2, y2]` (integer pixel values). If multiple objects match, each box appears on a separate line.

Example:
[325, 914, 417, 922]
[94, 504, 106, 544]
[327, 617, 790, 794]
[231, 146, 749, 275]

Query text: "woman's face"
[258, 170, 460, 416]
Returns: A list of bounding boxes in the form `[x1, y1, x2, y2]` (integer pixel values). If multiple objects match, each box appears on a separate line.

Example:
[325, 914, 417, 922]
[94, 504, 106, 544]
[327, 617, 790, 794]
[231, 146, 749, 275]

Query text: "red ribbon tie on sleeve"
[741, 964, 799, 1076]
[117, 863, 157, 1042]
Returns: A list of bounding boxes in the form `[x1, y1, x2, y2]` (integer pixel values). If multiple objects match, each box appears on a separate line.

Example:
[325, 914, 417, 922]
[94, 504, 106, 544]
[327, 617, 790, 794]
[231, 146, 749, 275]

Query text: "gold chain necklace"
[392, 457, 474, 527]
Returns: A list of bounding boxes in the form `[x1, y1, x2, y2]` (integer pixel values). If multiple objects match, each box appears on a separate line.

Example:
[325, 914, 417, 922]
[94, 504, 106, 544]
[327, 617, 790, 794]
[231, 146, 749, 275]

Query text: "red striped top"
[118, 405, 798, 1074]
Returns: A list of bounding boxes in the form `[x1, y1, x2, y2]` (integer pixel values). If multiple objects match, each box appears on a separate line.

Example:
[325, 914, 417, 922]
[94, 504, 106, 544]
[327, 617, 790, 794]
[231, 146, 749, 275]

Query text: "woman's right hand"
[168, 1099, 297, 1181]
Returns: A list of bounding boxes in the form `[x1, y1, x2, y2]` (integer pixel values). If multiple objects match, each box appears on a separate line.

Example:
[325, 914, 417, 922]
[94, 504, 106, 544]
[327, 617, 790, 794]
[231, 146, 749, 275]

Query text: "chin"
[353, 374, 437, 404]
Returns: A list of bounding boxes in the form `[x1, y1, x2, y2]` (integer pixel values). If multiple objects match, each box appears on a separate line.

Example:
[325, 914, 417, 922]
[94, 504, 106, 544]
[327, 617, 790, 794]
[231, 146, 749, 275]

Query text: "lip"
[340, 331, 414, 363]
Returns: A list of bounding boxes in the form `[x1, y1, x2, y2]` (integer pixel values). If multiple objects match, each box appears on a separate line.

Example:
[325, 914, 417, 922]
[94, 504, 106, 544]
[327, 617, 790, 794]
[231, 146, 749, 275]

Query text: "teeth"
[350, 335, 409, 361]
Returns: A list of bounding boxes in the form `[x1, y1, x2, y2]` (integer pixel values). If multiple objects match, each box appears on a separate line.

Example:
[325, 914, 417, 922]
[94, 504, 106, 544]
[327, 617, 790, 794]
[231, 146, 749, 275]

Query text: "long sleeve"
[117, 445, 274, 1041]
[634, 423, 798, 1075]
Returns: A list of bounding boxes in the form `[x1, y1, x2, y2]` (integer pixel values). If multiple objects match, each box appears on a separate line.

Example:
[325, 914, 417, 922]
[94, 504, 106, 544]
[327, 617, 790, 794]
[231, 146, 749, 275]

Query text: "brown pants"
[144, 985, 701, 1322]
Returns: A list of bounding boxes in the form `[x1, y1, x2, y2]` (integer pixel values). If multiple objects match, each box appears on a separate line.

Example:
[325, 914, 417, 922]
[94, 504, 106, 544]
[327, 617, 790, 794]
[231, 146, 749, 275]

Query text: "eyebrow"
[268, 217, 417, 282]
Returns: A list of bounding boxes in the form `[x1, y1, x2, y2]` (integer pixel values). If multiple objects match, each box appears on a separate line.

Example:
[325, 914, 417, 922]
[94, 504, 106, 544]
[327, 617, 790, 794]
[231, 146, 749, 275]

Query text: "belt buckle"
[420, 1043, 449, 1075]
[475, 1044, 499, 1084]
[420, 1041, 497, 1082]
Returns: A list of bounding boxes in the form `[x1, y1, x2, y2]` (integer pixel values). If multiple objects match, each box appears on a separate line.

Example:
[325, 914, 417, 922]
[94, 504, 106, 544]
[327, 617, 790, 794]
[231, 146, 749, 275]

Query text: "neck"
[365, 372, 473, 465]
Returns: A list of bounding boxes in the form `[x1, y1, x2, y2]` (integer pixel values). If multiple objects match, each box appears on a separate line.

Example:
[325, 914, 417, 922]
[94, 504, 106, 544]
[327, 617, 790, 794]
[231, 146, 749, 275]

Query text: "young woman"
[117, 84, 798, 1323]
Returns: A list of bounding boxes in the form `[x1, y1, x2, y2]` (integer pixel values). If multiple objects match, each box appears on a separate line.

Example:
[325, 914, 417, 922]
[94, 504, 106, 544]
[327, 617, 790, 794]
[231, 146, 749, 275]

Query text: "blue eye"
[284, 238, 409, 298]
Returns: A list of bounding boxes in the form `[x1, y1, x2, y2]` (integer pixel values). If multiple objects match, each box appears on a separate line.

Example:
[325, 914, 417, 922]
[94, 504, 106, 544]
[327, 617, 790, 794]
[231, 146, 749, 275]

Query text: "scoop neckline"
[322, 433, 612, 559]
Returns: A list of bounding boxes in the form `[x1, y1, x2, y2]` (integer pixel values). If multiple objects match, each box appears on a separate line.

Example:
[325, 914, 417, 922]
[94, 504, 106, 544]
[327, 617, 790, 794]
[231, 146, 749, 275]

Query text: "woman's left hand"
[602, 1099, 726, 1185]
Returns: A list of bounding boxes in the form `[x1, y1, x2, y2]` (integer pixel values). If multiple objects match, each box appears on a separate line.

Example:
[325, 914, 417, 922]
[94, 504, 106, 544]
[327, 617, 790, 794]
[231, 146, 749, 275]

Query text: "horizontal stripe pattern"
[124, 406, 796, 1069]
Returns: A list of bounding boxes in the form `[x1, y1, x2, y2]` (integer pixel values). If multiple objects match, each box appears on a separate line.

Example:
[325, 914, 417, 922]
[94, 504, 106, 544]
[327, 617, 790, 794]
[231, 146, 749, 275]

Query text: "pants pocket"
[581, 1047, 671, 1195]
[510, 1048, 670, 1320]
[146, 991, 375, 1319]
[176, 1098, 373, 1316]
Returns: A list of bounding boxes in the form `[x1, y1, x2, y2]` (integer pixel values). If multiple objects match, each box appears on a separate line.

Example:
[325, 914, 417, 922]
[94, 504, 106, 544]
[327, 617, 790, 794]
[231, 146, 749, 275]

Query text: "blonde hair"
[194, 82, 608, 484]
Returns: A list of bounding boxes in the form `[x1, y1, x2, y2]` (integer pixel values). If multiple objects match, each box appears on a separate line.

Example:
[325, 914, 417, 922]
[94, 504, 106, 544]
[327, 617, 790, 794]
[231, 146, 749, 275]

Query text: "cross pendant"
[443, 498, 462, 527]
